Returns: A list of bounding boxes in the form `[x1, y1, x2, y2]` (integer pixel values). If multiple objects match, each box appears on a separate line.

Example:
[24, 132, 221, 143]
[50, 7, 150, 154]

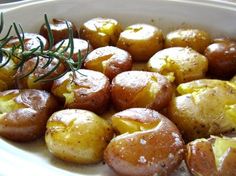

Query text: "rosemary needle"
[0, 12, 86, 82]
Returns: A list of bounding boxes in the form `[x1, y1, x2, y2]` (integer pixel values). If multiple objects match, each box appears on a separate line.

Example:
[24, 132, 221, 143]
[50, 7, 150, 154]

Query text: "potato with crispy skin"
[147, 47, 208, 84]
[167, 79, 236, 141]
[40, 18, 78, 45]
[111, 71, 173, 111]
[54, 38, 93, 62]
[15, 56, 66, 91]
[84, 46, 132, 80]
[51, 69, 110, 114]
[165, 29, 211, 53]
[0, 55, 16, 91]
[205, 40, 236, 79]
[104, 108, 185, 176]
[116, 24, 164, 62]
[79, 17, 122, 48]
[186, 136, 236, 176]
[0, 89, 59, 142]
[45, 109, 114, 164]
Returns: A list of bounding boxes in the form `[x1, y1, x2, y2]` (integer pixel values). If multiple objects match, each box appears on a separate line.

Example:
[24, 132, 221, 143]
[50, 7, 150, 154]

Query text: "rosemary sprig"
[0, 12, 86, 82]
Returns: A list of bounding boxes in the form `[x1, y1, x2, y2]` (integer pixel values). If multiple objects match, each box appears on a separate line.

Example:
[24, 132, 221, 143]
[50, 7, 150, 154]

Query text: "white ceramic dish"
[0, 0, 236, 175]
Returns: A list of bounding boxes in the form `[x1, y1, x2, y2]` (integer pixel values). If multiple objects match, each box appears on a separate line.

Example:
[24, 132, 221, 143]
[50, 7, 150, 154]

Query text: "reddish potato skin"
[219, 148, 236, 176]
[84, 46, 132, 80]
[104, 108, 185, 176]
[186, 140, 218, 176]
[16, 56, 66, 91]
[0, 89, 59, 142]
[40, 18, 78, 45]
[54, 38, 93, 62]
[111, 71, 173, 111]
[5, 33, 48, 51]
[52, 69, 110, 114]
[204, 40, 236, 78]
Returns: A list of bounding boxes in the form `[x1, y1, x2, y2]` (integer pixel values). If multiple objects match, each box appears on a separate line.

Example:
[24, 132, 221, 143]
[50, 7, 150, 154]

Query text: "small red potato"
[54, 38, 93, 62]
[111, 71, 173, 111]
[84, 46, 132, 80]
[104, 108, 185, 176]
[51, 69, 110, 114]
[16, 56, 66, 91]
[40, 18, 78, 45]
[204, 40, 236, 79]
[0, 89, 59, 142]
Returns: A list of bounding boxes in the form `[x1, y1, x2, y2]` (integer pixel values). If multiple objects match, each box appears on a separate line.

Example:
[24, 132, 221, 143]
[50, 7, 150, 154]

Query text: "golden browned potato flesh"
[0, 55, 16, 91]
[147, 47, 208, 84]
[104, 108, 185, 176]
[186, 136, 236, 176]
[16, 56, 66, 91]
[51, 69, 110, 114]
[45, 109, 114, 164]
[165, 29, 211, 53]
[116, 23, 164, 62]
[79, 17, 122, 48]
[0, 89, 59, 142]
[167, 79, 236, 141]
[111, 71, 173, 111]
[40, 18, 78, 45]
[54, 38, 93, 62]
[204, 40, 236, 79]
[84, 46, 132, 80]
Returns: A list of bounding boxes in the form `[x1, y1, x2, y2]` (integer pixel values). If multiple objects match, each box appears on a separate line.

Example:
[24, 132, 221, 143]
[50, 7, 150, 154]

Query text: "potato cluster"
[1, 16, 236, 176]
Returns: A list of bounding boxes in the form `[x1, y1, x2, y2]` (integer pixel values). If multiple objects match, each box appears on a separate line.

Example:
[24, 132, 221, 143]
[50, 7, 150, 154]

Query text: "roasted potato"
[0, 55, 16, 91]
[40, 18, 78, 45]
[186, 136, 236, 176]
[0, 89, 59, 142]
[167, 79, 236, 141]
[54, 38, 93, 62]
[45, 109, 114, 164]
[204, 40, 236, 79]
[111, 71, 173, 111]
[5, 32, 49, 52]
[51, 69, 110, 114]
[16, 56, 66, 91]
[84, 46, 132, 80]
[79, 17, 122, 48]
[104, 108, 185, 176]
[147, 47, 208, 84]
[116, 23, 164, 62]
[165, 29, 211, 53]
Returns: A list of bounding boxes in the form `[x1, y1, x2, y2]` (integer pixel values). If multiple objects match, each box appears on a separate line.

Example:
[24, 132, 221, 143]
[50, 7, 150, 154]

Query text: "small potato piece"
[40, 18, 78, 45]
[186, 136, 236, 176]
[104, 108, 185, 176]
[84, 46, 132, 80]
[5, 33, 49, 52]
[167, 79, 236, 141]
[0, 55, 16, 91]
[54, 38, 93, 62]
[111, 71, 173, 111]
[0, 89, 59, 142]
[165, 29, 211, 53]
[45, 109, 114, 164]
[52, 69, 110, 114]
[79, 17, 122, 48]
[116, 24, 164, 62]
[186, 139, 218, 176]
[204, 40, 236, 78]
[147, 47, 208, 84]
[16, 56, 66, 91]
